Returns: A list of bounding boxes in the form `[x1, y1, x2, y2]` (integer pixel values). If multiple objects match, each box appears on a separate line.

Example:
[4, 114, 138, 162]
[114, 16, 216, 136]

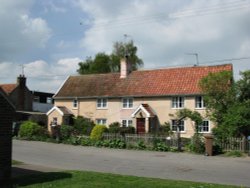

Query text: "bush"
[80, 137, 93, 146]
[19, 121, 45, 139]
[153, 138, 169, 151]
[62, 136, 81, 145]
[225, 150, 243, 157]
[73, 116, 95, 135]
[120, 126, 135, 135]
[90, 125, 108, 141]
[108, 122, 121, 133]
[60, 125, 74, 140]
[158, 122, 172, 135]
[187, 133, 205, 154]
[136, 140, 146, 150]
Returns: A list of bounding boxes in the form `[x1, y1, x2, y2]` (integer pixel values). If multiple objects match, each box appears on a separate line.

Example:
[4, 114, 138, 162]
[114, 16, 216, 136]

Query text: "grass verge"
[8, 170, 241, 188]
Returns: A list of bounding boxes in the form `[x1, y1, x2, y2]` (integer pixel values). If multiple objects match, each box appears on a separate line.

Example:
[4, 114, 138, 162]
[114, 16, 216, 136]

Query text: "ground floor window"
[96, 119, 107, 125]
[198, 120, 210, 133]
[171, 120, 185, 132]
[122, 119, 133, 127]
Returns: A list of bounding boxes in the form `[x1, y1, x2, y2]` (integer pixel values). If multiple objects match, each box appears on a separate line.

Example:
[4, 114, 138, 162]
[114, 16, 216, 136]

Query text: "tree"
[110, 40, 143, 72]
[77, 40, 143, 74]
[77, 53, 111, 75]
[199, 70, 250, 138]
[199, 71, 235, 124]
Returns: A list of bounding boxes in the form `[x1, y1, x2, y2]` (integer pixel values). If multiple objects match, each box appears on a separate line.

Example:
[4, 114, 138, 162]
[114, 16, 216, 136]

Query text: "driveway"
[13, 140, 250, 187]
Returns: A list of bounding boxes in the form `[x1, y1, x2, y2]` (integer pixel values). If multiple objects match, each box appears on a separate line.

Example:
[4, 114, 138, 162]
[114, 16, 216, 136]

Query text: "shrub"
[90, 125, 108, 141]
[136, 140, 146, 150]
[80, 137, 93, 146]
[19, 121, 45, 139]
[108, 122, 121, 133]
[62, 136, 81, 145]
[73, 116, 95, 135]
[108, 139, 126, 149]
[120, 126, 135, 135]
[158, 122, 173, 135]
[153, 138, 169, 151]
[187, 133, 205, 154]
[60, 125, 74, 140]
[225, 150, 243, 157]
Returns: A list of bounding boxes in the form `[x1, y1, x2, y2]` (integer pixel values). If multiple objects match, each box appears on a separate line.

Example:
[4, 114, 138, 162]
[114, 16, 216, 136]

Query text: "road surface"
[13, 140, 250, 187]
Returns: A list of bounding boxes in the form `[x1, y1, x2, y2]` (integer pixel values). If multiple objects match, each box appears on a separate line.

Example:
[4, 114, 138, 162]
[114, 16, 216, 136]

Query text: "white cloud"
[0, 0, 51, 61]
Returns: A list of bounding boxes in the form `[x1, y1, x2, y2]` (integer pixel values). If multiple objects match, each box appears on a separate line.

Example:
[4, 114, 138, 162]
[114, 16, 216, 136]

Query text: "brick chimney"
[120, 57, 131, 78]
[17, 75, 26, 89]
[17, 75, 26, 110]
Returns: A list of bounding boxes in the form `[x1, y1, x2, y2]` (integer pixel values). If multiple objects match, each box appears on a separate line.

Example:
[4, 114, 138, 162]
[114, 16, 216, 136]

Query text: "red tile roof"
[141, 104, 156, 117]
[54, 64, 232, 98]
[0, 84, 17, 94]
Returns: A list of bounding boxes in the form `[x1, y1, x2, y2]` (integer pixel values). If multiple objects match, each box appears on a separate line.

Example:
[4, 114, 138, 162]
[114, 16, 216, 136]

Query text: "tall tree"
[110, 40, 143, 72]
[77, 41, 143, 74]
[77, 53, 111, 75]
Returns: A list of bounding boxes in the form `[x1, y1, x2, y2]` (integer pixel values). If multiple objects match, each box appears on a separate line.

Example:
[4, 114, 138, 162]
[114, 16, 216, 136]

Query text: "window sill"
[96, 108, 108, 110]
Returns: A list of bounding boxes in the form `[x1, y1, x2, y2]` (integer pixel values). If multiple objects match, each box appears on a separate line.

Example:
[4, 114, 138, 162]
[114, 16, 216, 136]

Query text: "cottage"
[48, 58, 232, 137]
[0, 88, 15, 182]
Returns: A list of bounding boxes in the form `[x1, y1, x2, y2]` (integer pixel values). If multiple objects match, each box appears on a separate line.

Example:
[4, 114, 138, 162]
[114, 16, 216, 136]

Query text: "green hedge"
[19, 121, 46, 139]
[90, 125, 108, 141]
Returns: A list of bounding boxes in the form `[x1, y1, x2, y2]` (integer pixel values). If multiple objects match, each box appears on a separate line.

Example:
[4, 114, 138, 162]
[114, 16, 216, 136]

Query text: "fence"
[215, 137, 249, 152]
[102, 133, 178, 148]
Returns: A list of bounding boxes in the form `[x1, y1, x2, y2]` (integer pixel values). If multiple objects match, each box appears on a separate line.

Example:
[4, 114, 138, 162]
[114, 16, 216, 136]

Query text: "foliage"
[225, 150, 243, 157]
[77, 40, 143, 74]
[108, 122, 121, 133]
[187, 133, 205, 154]
[62, 136, 81, 145]
[158, 122, 172, 135]
[153, 139, 169, 151]
[120, 126, 135, 135]
[92, 139, 126, 149]
[200, 70, 250, 138]
[136, 140, 146, 150]
[90, 125, 108, 141]
[80, 137, 93, 146]
[175, 108, 203, 133]
[199, 71, 235, 124]
[77, 53, 111, 74]
[19, 121, 46, 139]
[73, 116, 95, 136]
[60, 125, 74, 140]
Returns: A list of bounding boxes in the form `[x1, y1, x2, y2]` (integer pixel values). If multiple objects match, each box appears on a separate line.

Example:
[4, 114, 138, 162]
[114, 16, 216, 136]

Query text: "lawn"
[9, 171, 241, 188]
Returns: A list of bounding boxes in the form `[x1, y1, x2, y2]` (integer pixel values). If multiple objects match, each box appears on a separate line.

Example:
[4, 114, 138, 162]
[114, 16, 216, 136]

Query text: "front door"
[136, 118, 145, 134]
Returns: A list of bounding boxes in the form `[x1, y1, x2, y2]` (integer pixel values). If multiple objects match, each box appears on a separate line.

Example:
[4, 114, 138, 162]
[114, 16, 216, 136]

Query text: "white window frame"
[122, 98, 133, 109]
[46, 97, 53, 104]
[122, 119, 133, 127]
[97, 98, 108, 109]
[198, 120, 210, 133]
[96, 119, 107, 125]
[171, 120, 185, 132]
[195, 96, 206, 109]
[172, 96, 184, 109]
[73, 99, 78, 109]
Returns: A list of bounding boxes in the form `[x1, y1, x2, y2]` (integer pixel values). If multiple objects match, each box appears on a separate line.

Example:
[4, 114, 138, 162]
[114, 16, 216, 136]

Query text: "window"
[33, 96, 40, 102]
[198, 120, 210, 133]
[172, 97, 184, 108]
[122, 119, 133, 127]
[122, 98, 133, 108]
[195, 96, 206, 109]
[51, 117, 58, 127]
[96, 119, 107, 125]
[171, 120, 185, 132]
[97, 98, 107, 108]
[73, 99, 78, 108]
[46, 97, 53, 104]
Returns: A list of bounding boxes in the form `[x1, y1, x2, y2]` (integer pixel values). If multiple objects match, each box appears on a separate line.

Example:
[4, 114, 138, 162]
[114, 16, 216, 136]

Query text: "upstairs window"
[97, 98, 107, 108]
[122, 98, 133, 108]
[195, 96, 206, 109]
[198, 120, 210, 133]
[96, 119, 107, 125]
[46, 97, 53, 104]
[171, 120, 185, 132]
[122, 119, 133, 127]
[73, 99, 78, 108]
[172, 97, 184, 109]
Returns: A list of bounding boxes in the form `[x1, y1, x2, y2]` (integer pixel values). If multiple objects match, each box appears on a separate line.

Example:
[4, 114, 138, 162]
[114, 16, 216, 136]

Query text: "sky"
[0, 0, 249, 93]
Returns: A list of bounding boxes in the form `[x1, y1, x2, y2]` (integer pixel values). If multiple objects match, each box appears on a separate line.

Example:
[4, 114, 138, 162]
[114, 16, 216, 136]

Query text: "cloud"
[0, 0, 51, 61]
[77, 0, 250, 71]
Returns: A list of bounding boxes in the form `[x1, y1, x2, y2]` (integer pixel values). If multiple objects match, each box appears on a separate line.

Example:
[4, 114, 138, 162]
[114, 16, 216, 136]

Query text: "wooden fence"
[216, 137, 249, 152]
[102, 133, 178, 147]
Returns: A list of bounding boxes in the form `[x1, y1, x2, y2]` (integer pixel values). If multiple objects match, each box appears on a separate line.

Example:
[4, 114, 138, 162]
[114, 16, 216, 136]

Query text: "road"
[13, 140, 250, 187]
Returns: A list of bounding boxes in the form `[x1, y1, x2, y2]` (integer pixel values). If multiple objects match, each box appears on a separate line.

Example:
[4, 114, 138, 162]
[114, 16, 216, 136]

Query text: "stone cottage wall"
[0, 93, 14, 183]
